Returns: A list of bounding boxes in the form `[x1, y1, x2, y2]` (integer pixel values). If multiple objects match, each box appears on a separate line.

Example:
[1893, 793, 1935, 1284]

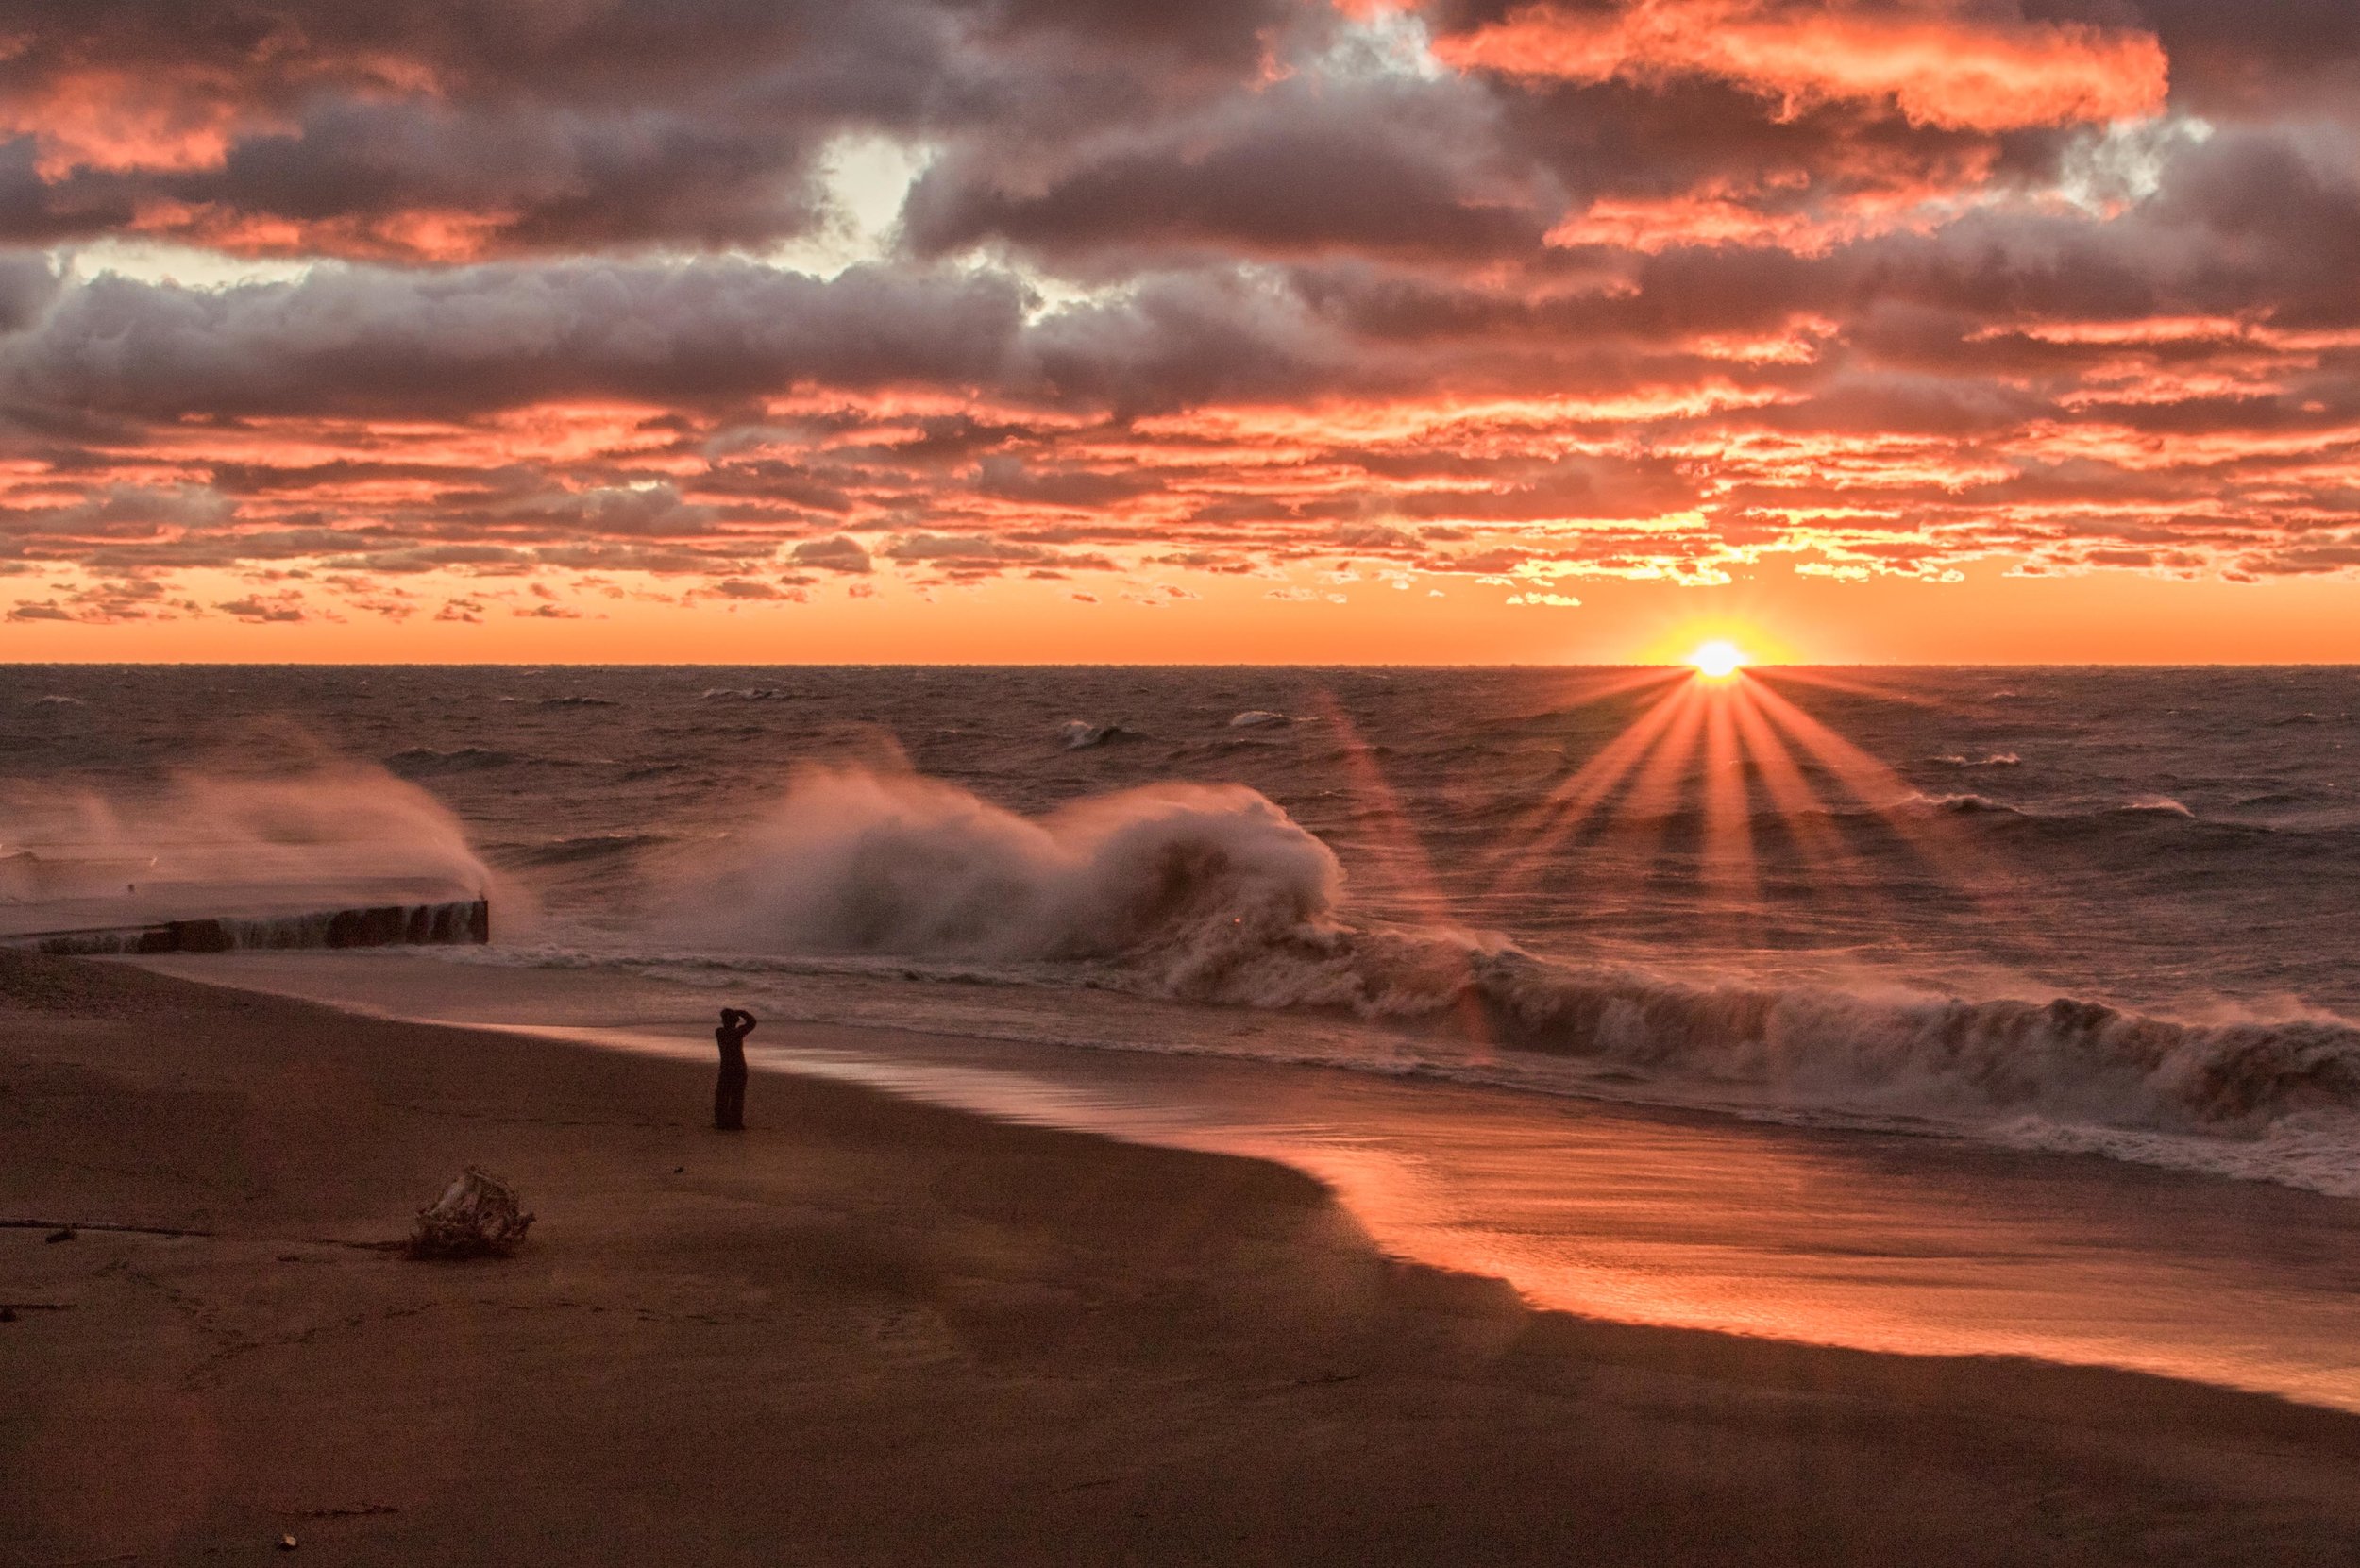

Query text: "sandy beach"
[8, 952, 2360, 1566]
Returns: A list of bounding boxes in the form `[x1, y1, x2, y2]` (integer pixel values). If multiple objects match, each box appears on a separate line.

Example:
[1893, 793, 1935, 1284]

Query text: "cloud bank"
[1, 0, 2356, 631]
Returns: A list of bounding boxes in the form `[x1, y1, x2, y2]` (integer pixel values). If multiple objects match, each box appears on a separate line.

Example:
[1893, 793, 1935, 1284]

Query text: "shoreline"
[127, 936, 2360, 1206]
[8, 951, 2360, 1563]
[122, 950, 2360, 1415]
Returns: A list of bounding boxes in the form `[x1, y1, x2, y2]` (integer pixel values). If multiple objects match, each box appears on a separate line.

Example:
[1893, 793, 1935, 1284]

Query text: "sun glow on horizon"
[1688, 640, 1750, 679]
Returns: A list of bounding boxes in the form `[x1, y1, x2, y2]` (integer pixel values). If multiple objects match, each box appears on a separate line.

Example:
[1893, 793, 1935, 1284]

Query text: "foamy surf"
[16, 665, 2360, 1200]
[446, 759, 2360, 1196]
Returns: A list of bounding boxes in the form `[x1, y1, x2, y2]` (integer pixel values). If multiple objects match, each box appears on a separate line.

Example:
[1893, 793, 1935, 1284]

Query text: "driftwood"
[406, 1168, 534, 1260]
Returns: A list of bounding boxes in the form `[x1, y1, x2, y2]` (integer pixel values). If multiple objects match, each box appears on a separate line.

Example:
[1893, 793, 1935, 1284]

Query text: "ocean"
[8, 664, 2360, 1405]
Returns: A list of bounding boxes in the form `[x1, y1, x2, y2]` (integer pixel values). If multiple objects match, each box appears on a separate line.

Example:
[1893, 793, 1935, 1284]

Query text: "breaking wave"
[1888, 793, 2252, 835]
[0, 763, 493, 901]
[658, 766, 2360, 1156]
[1057, 719, 1147, 750]
[1902, 791, 2025, 816]
[386, 746, 527, 774]
[661, 762, 1335, 962]
[505, 831, 672, 868]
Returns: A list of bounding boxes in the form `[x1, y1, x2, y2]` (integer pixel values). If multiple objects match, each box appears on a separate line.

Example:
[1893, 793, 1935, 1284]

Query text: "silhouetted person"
[714, 1007, 757, 1130]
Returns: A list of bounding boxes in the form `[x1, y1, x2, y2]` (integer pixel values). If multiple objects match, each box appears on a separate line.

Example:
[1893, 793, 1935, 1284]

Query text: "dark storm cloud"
[902, 75, 1557, 267]
[0, 261, 1033, 419]
[0, 248, 59, 331]
[0, 251, 1410, 423]
[164, 101, 831, 256]
[0, 111, 2350, 430]
[0, 0, 1303, 258]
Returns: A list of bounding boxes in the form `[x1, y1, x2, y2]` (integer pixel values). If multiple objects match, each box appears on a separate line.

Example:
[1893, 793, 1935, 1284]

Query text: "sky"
[2, 0, 2357, 663]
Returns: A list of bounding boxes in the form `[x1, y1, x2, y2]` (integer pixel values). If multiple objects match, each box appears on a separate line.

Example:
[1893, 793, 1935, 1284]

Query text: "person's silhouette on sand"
[714, 1007, 757, 1131]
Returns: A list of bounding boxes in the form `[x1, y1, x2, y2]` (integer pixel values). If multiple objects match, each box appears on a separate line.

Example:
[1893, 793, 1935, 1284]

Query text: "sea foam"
[653, 766, 2360, 1160]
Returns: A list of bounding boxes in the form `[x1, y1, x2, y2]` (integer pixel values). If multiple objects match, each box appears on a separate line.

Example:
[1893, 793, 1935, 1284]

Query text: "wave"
[661, 763, 1333, 962]
[1890, 792, 2261, 835]
[700, 687, 804, 702]
[1344, 947, 2360, 1135]
[503, 831, 672, 868]
[1228, 710, 1291, 728]
[537, 695, 619, 708]
[1931, 751, 2020, 767]
[385, 746, 525, 774]
[1057, 720, 1147, 750]
[656, 766, 2360, 1156]
[28, 694, 85, 707]
[1895, 791, 2027, 818]
[0, 762, 493, 900]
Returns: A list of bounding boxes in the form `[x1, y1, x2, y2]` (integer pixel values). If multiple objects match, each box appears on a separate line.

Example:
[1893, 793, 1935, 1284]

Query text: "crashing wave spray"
[661, 761, 1343, 970]
[0, 763, 505, 949]
[662, 764, 2360, 1149]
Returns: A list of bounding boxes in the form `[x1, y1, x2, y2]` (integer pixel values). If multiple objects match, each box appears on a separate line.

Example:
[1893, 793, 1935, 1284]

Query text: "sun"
[1688, 639, 1749, 680]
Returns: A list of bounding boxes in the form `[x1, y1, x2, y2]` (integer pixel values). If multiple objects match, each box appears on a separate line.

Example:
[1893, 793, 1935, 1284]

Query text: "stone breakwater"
[9, 896, 490, 955]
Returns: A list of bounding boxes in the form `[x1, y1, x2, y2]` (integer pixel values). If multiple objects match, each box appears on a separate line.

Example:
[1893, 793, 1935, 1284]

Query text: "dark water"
[6, 665, 2359, 1191]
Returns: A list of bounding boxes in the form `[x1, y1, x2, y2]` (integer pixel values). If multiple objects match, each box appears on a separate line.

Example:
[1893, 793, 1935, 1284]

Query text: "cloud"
[0, 0, 1303, 259]
[903, 74, 1557, 266]
[703, 576, 808, 600]
[0, 260, 1031, 419]
[788, 535, 876, 572]
[0, 0, 2355, 623]
[215, 592, 309, 622]
[1429, 1, 2168, 132]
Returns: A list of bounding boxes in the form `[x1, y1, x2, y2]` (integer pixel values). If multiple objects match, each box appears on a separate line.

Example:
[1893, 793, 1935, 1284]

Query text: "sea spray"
[0, 762, 502, 910]
[654, 764, 2360, 1143]
[659, 760, 1343, 963]
[16, 665, 2360, 1193]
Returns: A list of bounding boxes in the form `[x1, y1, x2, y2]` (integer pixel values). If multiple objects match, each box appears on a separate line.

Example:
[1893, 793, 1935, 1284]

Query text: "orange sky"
[9, 557, 2359, 665]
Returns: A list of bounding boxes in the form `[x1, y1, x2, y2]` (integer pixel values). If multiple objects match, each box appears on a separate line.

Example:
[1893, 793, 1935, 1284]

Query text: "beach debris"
[278, 1533, 299, 1550]
[406, 1168, 534, 1260]
[43, 1226, 75, 1243]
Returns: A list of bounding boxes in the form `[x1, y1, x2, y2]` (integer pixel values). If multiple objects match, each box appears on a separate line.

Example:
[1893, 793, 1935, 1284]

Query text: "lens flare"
[1688, 640, 1748, 680]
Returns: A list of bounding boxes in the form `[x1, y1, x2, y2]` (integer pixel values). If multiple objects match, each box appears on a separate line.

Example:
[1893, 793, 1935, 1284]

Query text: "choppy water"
[7, 664, 2360, 1193]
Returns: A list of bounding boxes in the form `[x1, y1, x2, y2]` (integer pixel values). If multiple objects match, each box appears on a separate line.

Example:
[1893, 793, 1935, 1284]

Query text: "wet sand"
[8, 952, 2360, 1565]
[135, 949, 2360, 1412]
